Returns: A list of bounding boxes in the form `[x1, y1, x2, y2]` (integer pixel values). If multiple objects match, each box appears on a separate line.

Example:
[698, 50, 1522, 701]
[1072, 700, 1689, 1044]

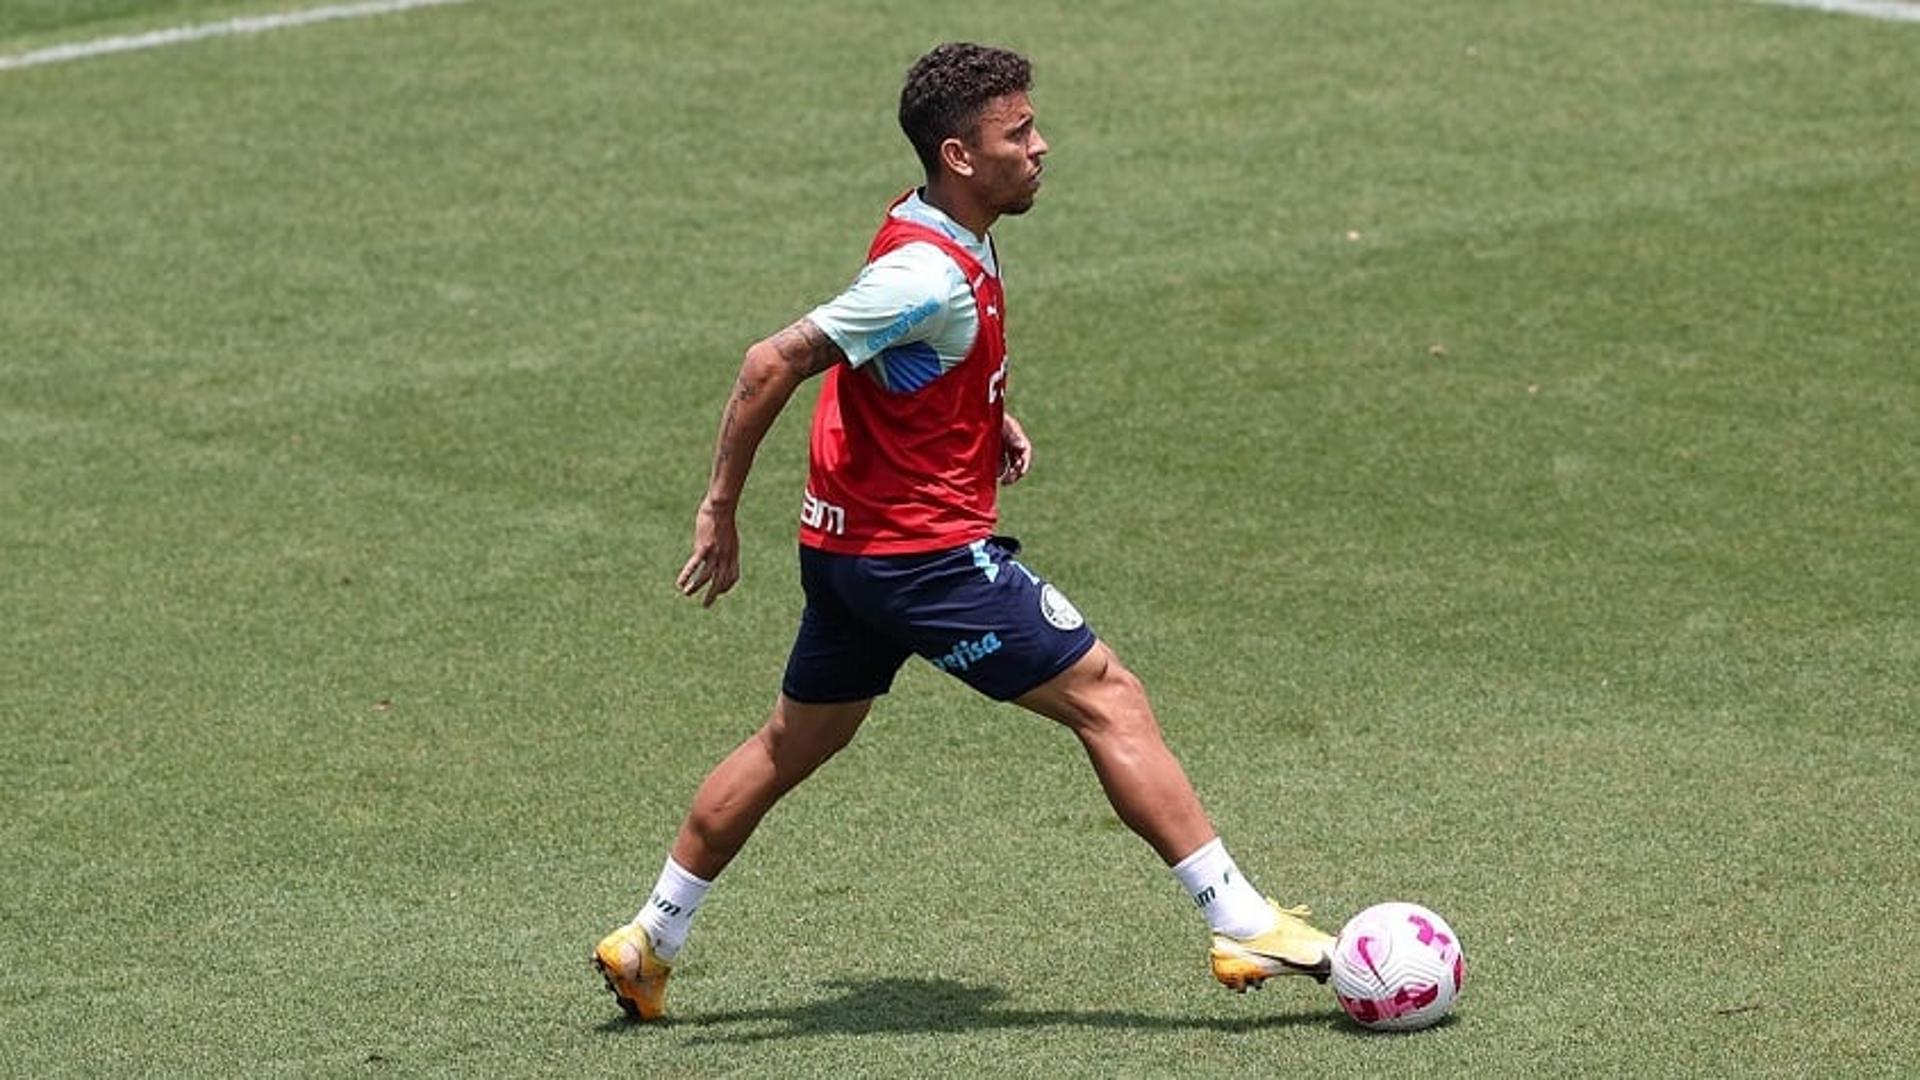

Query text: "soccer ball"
[1328, 902, 1465, 1032]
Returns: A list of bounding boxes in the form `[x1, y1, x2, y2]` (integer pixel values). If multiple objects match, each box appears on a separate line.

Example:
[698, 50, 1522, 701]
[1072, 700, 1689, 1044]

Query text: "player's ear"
[938, 136, 974, 178]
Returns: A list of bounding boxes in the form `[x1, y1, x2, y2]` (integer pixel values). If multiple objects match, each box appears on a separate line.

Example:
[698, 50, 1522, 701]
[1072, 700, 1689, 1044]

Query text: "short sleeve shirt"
[806, 192, 998, 391]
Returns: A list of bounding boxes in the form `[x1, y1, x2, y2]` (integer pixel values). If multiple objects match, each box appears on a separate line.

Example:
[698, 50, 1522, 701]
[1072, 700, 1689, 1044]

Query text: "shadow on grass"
[596, 977, 1343, 1044]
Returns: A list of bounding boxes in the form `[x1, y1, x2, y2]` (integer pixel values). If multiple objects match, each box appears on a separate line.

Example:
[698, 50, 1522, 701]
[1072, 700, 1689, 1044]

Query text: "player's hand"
[1000, 413, 1033, 485]
[677, 499, 741, 607]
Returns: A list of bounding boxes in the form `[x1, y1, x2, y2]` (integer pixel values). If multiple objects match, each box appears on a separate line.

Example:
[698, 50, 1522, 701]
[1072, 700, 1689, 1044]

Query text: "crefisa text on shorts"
[931, 632, 1003, 672]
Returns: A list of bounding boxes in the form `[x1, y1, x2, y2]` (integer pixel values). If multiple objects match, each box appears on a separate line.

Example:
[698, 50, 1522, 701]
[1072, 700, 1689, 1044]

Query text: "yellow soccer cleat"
[1209, 900, 1335, 990]
[592, 922, 673, 1021]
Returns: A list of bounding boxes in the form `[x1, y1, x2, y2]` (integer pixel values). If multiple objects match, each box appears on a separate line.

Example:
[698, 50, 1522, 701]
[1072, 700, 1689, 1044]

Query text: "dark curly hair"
[898, 43, 1033, 177]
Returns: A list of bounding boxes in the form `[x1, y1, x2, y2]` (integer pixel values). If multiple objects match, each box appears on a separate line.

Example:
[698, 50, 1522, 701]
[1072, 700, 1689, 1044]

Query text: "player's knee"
[1071, 657, 1158, 738]
[1103, 655, 1148, 700]
[1084, 650, 1147, 706]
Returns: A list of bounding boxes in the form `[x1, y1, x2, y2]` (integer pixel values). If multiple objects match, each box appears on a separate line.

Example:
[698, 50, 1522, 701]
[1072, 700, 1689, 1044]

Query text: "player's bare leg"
[1015, 641, 1332, 987]
[1014, 641, 1213, 864]
[595, 694, 871, 1019]
[672, 694, 873, 879]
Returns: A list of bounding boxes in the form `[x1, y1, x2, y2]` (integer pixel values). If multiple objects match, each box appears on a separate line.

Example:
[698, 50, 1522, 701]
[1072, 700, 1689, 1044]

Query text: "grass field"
[4, 0, 1917, 1074]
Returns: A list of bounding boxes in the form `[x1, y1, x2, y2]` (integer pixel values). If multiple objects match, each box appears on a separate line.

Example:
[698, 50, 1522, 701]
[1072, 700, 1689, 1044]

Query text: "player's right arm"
[677, 319, 846, 607]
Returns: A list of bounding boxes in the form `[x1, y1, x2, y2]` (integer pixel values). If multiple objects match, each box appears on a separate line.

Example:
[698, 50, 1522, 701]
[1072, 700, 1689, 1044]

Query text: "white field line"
[1748, 0, 1920, 21]
[0, 0, 470, 73]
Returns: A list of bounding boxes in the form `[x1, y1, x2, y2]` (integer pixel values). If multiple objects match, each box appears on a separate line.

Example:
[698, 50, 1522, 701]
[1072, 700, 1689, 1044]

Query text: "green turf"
[4, 0, 1917, 1074]
[0, 0, 267, 40]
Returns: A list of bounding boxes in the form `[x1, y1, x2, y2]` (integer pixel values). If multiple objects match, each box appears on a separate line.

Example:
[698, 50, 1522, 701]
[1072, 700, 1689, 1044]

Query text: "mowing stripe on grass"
[0, 0, 470, 72]
[1749, 0, 1920, 21]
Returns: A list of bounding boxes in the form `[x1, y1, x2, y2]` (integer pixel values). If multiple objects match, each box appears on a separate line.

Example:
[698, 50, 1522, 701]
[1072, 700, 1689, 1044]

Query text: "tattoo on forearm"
[718, 402, 737, 453]
[768, 319, 846, 378]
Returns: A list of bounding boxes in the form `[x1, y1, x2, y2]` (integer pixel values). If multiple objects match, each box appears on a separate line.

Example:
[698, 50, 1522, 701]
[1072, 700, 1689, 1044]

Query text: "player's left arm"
[1000, 412, 1032, 485]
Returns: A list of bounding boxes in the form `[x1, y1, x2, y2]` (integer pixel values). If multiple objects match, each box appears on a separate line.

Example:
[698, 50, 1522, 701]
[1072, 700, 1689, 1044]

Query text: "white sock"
[633, 856, 711, 962]
[1171, 837, 1277, 939]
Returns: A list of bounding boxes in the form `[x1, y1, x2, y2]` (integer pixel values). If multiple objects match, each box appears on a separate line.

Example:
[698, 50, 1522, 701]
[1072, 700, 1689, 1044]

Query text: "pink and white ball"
[1329, 902, 1466, 1032]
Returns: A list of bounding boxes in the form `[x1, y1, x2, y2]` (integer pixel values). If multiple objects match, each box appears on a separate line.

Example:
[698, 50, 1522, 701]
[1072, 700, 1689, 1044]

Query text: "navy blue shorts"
[782, 536, 1099, 704]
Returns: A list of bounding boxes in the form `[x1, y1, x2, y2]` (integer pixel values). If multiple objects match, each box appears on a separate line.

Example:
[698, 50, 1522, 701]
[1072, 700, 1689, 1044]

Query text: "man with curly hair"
[593, 42, 1332, 1021]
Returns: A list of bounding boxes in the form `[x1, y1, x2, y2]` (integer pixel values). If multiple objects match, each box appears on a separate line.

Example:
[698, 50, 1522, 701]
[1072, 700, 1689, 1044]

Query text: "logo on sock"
[649, 892, 683, 918]
[1194, 869, 1236, 909]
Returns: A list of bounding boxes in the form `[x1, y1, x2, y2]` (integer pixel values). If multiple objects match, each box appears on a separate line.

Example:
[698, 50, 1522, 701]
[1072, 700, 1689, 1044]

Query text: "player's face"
[965, 92, 1048, 216]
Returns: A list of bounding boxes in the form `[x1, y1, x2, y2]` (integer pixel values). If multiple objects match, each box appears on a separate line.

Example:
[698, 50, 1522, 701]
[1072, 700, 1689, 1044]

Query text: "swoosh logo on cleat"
[1246, 950, 1332, 977]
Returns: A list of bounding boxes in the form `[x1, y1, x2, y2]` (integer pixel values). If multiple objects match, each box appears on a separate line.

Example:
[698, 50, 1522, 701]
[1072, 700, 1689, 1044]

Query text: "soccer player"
[593, 42, 1333, 1021]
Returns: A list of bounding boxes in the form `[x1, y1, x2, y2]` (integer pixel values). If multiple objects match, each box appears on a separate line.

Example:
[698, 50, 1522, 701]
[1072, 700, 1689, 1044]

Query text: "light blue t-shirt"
[806, 192, 999, 394]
